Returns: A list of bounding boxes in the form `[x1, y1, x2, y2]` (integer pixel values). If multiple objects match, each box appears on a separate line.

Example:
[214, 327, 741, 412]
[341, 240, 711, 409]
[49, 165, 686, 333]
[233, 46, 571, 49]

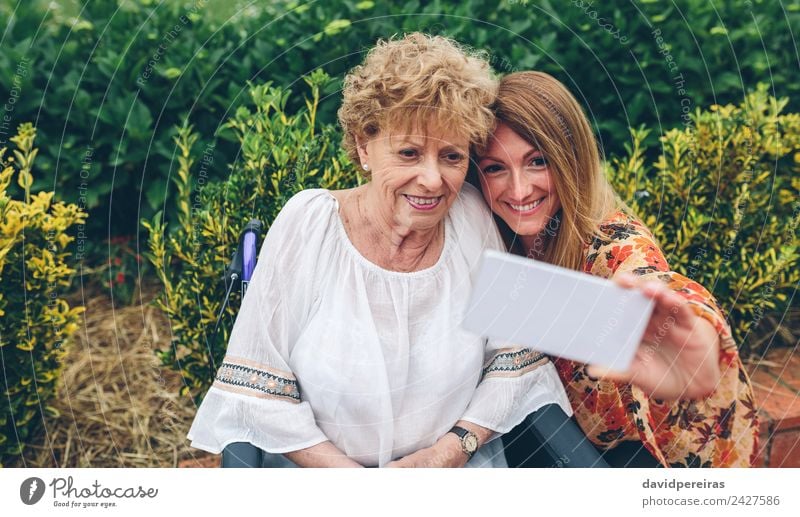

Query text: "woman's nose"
[509, 171, 531, 200]
[417, 159, 443, 191]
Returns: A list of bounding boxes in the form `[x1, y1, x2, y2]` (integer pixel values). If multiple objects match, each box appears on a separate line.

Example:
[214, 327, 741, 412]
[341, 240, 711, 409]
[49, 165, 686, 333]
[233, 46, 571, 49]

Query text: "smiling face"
[357, 126, 470, 231]
[477, 122, 562, 240]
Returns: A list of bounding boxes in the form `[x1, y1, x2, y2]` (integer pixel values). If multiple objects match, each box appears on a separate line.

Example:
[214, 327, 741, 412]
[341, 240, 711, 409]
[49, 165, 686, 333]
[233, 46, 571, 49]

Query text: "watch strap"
[448, 426, 477, 458]
[449, 426, 470, 439]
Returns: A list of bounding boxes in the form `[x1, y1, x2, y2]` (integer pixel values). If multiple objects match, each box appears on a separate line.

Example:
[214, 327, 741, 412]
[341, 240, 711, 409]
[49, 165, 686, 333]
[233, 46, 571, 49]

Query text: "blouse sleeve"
[459, 343, 574, 436]
[453, 184, 573, 436]
[186, 191, 330, 454]
[569, 213, 758, 466]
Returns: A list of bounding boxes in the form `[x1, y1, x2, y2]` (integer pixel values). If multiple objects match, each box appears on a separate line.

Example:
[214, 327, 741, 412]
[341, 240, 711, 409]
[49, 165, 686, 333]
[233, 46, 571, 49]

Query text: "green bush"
[143, 72, 360, 401]
[0, 123, 86, 465]
[607, 86, 800, 358]
[3, 0, 798, 271]
[0, 1, 247, 238]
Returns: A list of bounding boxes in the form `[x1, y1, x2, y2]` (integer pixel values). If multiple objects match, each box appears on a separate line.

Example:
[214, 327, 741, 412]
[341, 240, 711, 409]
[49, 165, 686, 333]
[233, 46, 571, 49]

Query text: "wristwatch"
[448, 426, 479, 458]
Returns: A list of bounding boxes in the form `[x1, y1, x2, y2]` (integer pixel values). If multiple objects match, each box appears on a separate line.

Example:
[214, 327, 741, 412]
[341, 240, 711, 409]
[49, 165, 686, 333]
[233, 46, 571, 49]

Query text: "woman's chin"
[501, 216, 546, 238]
[396, 209, 446, 232]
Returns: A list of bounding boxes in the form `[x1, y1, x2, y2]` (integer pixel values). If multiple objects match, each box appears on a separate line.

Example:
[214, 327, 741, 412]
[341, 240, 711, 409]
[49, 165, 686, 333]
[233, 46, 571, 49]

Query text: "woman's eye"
[530, 156, 548, 169]
[443, 152, 464, 163]
[399, 149, 418, 158]
[481, 164, 504, 174]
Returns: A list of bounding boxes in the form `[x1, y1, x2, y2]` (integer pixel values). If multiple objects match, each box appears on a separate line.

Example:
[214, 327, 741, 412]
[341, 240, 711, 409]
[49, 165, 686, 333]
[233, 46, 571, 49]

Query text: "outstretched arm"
[587, 273, 721, 401]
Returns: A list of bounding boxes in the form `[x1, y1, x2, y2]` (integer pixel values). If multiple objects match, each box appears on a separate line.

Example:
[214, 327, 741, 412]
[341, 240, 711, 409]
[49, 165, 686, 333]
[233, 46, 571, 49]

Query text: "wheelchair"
[215, 219, 610, 468]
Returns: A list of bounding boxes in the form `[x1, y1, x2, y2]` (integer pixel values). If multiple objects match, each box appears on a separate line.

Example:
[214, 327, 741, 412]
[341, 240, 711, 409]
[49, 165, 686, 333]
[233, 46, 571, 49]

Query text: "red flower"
[642, 246, 668, 271]
[116, 272, 125, 285]
[605, 244, 633, 272]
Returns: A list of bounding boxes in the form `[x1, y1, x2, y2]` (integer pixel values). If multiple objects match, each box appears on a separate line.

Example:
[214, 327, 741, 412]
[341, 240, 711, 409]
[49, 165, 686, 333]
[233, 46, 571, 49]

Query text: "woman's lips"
[506, 196, 545, 215]
[404, 194, 443, 211]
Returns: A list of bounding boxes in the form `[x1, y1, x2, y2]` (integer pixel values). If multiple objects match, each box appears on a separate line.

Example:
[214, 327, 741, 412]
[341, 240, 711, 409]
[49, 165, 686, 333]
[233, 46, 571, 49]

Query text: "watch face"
[464, 434, 479, 453]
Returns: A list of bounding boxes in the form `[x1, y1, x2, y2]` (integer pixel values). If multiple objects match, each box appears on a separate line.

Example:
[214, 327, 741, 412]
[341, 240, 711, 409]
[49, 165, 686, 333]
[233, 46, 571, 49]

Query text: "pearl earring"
[362, 163, 370, 171]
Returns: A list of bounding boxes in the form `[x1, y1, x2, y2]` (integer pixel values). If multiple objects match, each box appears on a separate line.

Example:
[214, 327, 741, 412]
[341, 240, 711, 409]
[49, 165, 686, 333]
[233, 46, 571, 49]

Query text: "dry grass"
[13, 288, 218, 467]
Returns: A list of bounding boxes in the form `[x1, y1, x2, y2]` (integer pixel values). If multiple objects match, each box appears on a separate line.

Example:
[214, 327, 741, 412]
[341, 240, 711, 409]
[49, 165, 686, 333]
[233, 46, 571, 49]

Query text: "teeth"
[509, 198, 543, 211]
[407, 195, 440, 206]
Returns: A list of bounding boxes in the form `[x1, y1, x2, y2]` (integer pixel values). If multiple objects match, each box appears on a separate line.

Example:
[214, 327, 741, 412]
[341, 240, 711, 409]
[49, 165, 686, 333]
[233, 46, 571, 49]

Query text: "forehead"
[482, 123, 535, 158]
[382, 121, 469, 148]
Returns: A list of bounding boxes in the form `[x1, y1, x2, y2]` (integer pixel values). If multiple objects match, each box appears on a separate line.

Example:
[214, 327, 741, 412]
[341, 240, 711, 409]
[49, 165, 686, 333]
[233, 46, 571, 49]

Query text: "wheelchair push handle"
[225, 219, 263, 295]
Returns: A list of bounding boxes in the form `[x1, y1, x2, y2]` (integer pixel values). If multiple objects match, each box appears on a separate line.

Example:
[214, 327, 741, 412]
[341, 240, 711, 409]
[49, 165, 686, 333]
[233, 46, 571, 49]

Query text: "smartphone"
[462, 249, 654, 372]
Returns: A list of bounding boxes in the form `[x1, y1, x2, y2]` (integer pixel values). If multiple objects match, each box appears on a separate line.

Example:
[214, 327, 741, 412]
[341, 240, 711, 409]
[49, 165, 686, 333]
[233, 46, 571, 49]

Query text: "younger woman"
[473, 71, 758, 467]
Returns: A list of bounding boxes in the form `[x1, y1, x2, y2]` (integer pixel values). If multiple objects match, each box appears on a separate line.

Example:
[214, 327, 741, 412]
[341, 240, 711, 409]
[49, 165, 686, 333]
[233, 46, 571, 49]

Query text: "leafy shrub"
[607, 86, 800, 358]
[143, 72, 360, 401]
[2, 0, 798, 271]
[0, 123, 86, 465]
[0, 1, 246, 239]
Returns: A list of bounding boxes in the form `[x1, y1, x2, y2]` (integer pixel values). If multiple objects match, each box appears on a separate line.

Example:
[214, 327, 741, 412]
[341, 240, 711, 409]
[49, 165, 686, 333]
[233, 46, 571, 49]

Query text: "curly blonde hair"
[338, 32, 498, 171]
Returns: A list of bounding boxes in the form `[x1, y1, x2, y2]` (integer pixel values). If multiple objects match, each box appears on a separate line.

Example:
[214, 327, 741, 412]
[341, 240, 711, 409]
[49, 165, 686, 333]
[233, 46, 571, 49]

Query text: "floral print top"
[551, 211, 759, 467]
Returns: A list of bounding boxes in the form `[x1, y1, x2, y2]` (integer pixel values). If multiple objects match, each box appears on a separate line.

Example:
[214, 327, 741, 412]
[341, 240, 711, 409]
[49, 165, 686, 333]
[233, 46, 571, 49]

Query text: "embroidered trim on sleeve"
[212, 356, 300, 403]
[483, 348, 548, 379]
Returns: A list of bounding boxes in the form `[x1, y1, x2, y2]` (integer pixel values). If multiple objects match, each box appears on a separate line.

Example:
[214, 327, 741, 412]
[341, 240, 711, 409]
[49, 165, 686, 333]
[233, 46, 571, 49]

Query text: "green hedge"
[3, 0, 798, 268]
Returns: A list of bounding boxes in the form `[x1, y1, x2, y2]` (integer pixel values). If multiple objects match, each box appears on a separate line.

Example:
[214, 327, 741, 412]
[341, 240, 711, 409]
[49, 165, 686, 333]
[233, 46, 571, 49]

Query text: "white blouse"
[187, 184, 572, 467]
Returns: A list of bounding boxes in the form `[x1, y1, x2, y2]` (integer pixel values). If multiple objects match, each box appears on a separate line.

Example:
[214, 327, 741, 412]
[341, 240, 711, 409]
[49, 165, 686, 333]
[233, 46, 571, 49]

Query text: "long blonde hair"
[480, 71, 624, 271]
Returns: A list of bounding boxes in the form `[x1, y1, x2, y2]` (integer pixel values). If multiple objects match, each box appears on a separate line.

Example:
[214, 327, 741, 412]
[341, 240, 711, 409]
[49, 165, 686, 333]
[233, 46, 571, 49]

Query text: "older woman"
[187, 34, 571, 467]
[472, 71, 759, 467]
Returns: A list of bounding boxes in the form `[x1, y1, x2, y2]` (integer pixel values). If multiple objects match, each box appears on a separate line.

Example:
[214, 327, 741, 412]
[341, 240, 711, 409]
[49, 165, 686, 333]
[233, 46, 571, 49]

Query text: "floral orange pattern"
[552, 211, 759, 467]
